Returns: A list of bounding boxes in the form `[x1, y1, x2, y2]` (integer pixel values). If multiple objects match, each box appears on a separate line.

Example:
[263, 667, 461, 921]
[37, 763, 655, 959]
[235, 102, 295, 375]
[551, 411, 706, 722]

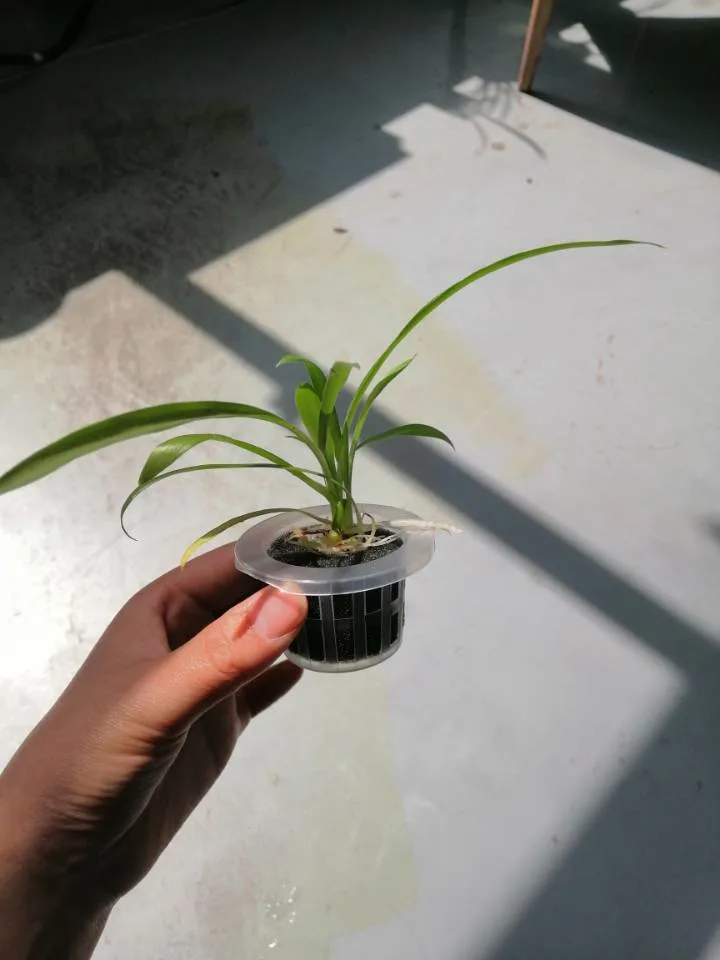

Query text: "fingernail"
[251, 588, 306, 644]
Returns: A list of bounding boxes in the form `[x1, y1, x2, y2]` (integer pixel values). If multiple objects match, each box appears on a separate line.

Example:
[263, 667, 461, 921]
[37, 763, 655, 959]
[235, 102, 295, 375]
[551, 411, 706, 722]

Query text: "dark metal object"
[0, 0, 98, 66]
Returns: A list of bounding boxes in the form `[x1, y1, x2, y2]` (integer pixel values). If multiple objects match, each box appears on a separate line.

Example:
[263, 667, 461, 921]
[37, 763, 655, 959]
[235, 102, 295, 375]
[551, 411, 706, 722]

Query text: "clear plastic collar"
[234, 504, 434, 596]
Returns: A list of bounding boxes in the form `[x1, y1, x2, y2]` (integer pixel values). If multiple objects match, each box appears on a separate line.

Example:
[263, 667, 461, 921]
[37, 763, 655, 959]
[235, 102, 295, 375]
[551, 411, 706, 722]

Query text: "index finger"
[153, 542, 261, 616]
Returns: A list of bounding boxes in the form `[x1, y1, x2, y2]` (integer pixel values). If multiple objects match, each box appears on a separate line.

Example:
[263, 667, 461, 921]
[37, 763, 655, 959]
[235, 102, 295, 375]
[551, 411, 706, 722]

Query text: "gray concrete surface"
[1, 0, 719, 957]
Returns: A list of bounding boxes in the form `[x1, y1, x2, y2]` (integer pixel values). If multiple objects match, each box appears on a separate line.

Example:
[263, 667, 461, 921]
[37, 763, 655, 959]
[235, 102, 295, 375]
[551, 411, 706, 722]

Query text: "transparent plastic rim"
[234, 504, 434, 596]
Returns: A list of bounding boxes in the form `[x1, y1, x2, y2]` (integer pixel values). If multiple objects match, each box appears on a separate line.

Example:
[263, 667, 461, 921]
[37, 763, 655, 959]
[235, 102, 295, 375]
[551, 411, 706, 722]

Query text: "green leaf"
[137, 433, 327, 499]
[139, 434, 287, 482]
[277, 355, 326, 396]
[321, 361, 359, 415]
[314, 361, 355, 463]
[180, 506, 331, 567]
[121, 462, 328, 537]
[123, 463, 280, 536]
[350, 356, 415, 446]
[0, 401, 297, 495]
[294, 383, 322, 444]
[326, 414, 343, 468]
[357, 423, 454, 450]
[345, 239, 661, 429]
[318, 361, 358, 470]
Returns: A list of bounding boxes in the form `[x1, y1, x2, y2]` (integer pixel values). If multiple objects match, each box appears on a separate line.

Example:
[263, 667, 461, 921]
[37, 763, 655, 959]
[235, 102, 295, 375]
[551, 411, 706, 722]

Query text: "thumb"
[130, 586, 306, 733]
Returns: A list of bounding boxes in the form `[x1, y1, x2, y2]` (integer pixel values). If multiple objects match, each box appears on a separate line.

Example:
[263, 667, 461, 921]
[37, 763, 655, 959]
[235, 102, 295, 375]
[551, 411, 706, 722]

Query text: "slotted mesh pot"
[234, 505, 434, 673]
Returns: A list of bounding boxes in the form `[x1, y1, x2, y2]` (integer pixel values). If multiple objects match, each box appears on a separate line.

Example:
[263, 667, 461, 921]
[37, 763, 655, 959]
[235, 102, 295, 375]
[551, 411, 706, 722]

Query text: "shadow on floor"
[531, 0, 720, 171]
[174, 287, 720, 960]
[705, 520, 720, 546]
[479, 686, 720, 960]
[1, 1, 719, 958]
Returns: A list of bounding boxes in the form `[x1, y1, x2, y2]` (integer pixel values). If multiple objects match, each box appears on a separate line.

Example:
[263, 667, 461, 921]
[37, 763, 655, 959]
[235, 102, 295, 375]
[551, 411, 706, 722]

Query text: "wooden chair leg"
[518, 0, 556, 92]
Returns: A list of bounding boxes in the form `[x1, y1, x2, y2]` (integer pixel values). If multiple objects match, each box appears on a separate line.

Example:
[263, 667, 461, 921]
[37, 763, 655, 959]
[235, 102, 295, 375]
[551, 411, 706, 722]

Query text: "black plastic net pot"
[234, 505, 435, 673]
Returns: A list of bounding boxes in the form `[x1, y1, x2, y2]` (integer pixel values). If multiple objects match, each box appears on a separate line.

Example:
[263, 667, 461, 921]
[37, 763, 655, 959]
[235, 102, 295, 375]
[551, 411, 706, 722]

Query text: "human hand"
[0, 544, 306, 959]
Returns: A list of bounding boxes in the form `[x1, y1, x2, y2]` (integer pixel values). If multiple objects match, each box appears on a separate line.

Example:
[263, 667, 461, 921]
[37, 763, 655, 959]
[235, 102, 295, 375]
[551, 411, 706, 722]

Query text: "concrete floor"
[1, 0, 719, 957]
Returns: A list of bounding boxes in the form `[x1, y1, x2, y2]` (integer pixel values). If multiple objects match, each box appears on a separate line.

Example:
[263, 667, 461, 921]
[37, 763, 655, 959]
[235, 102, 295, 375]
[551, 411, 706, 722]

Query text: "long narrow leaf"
[345, 239, 659, 429]
[139, 434, 291, 479]
[326, 414, 343, 473]
[121, 462, 328, 536]
[0, 401, 297, 495]
[319, 361, 358, 461]
[122, 463, 286, 536]
[290, 384, 340, 487]
[277, 355, 326, 396]
[295, 383, 322, 444]
[351, 356, 415, 446]
[181, 506, 331, 567]
[358, 423, 454, 450]
[137, 432, 327, 497]
[321, 361, 359, 415]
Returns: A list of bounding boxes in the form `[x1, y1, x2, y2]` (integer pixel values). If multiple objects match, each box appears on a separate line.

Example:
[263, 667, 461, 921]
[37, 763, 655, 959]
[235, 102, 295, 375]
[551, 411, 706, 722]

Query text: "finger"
[239, 661, 303, 720]
[126, 586, 307, 733]
[152, 543, 261, 617]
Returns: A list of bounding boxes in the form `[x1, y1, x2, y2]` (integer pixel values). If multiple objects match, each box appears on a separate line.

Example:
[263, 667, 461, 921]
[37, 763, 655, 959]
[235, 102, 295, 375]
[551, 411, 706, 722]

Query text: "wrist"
[0, 790, 110, 960]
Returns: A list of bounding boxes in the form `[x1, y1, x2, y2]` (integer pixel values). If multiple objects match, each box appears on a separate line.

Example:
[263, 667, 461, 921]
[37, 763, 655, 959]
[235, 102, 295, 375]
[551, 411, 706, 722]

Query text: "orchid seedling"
[0, 240, 655, 565]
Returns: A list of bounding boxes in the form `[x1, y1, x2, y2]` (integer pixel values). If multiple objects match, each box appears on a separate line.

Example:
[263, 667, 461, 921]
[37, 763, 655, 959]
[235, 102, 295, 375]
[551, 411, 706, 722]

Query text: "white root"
[386, 519, 462, 535]
[365, 535, 398, 548]
[287, 516, 460, 557]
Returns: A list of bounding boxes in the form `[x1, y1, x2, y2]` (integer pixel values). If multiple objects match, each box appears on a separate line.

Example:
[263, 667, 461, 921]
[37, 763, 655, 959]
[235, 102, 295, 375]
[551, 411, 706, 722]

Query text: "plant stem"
[331, 497, 355, 533]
